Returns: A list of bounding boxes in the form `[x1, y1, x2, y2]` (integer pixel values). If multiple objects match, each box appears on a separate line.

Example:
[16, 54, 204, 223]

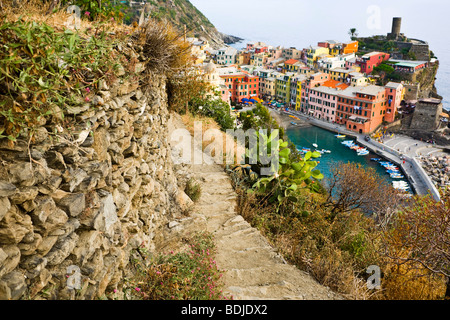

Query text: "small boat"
[390, 173, 405, 179]
[385, 166, 399, 171]
[371, 158, 382, 162]
[387, 170, 400, 174]
[336, 134, 346, 138]
[320, 149, 331, 154]
[358, 150, 369, 156]
[313, 143, 318, 148]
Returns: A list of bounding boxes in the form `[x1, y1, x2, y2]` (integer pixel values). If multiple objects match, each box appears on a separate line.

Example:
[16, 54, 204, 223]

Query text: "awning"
[349, 116, 357, 120]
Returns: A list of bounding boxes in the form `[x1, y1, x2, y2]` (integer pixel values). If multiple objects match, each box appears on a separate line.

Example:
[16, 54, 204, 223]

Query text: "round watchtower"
[391, 17, 402, 37]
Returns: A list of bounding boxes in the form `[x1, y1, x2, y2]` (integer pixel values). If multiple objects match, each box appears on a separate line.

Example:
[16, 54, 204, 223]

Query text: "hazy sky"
[191, 0, 450, 107]
[190, 0, 449, 51]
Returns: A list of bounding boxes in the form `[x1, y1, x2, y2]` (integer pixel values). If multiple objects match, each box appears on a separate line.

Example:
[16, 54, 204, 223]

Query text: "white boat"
[358, 151, 369, 156]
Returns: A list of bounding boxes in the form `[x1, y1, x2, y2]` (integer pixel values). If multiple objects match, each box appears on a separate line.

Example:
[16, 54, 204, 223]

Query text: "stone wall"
[0, 46, 187, 300]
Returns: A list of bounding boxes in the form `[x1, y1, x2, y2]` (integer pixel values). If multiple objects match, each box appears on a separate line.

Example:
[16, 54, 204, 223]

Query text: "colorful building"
[216, 47, 238, 66]
[306, 46, 330, 68]
[334, 82, 403, 134]
[218, 66, 260, 103]
[299, 72, 330, 113]
[384, 82, 404, 122]
[275, 72, 295, 104]
[356, 51, 390, 74]
[282, 47, 303, 60]
[341, 41, 359, 55]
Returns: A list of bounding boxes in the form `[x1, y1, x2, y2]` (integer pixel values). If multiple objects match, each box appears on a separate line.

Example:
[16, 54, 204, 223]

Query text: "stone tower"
[409, 98, 443, 131]
[387, 17, 403, 40]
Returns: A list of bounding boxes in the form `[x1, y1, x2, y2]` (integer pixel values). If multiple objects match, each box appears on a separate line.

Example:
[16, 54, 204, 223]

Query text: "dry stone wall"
[0, 47, 186, 300]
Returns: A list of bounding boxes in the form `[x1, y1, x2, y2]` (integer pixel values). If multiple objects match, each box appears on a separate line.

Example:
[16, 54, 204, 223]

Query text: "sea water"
[286, 126, 411, 191]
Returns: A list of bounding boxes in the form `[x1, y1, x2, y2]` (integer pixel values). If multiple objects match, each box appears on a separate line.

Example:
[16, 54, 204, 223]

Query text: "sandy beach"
[269, 108, 311, 130]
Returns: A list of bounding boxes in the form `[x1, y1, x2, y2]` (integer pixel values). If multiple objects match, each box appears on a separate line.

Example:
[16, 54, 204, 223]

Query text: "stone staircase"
[168, 114, 342, 300]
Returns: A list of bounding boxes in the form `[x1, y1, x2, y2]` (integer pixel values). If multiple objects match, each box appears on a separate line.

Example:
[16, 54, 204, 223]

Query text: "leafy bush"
[247, 131, 324, 212]
[0, 17, 124, 141]
[126, 232, 230, 300]
[185, 178, 202, 203]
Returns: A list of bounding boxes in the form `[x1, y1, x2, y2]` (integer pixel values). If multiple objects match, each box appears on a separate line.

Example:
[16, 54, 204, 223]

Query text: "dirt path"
[167, 113, 342, 300]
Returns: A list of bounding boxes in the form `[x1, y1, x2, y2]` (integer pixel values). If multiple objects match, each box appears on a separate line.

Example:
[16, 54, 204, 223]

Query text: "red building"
[356, 52, 390, 74]
[220, 71, 260, 103]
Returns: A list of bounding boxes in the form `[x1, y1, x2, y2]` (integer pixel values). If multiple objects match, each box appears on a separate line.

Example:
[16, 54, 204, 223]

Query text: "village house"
[276, 72, 296, 104]
[389, 59, 429, 73]
[334, 82, 403, 134]
[201, 62, 231, 105]
[217, 65, 260, 103]
[299, 72, 331, 112]
[215, 47, 238, 66]
[282, 47, 303, 60]
[259, 70, 283, 101]
[306, 46, 330, 68]
[356, 51, 390, 74]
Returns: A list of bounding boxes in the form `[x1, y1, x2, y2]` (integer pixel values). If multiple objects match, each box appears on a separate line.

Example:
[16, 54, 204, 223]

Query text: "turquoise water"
[286, 126, 410, 190]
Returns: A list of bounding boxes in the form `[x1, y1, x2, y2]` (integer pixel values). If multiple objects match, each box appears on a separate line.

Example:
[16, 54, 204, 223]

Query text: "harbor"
[271, 108, 446, 200]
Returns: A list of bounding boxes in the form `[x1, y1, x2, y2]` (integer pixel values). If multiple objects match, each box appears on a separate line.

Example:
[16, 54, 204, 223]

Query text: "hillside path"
[168, 114, 342, 300]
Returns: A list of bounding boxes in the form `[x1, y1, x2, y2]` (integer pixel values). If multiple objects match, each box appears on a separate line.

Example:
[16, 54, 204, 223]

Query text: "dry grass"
[1, 0, 132, 33]
[181, 113, 244, 167]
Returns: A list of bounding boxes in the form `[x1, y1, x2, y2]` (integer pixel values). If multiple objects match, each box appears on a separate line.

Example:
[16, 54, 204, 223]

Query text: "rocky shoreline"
[418, 155, 450, 191]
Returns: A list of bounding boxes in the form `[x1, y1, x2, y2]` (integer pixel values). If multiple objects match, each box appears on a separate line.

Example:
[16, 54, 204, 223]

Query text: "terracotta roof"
[322, 79, 349, 90]
[284, 59, 299, 65]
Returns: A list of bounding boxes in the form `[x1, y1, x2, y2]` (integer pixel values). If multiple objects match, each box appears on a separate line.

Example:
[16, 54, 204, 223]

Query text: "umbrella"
[249, 99, 257, 103]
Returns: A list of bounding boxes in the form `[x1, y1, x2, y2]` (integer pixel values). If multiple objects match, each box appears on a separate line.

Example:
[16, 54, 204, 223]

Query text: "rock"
[17, 233, 43, 256]
[29, 268, 52, 298]
[8, 162, 36, 187]
[0, 205, 33, 244]
[0, 181, 17, 197]
[66, 104, 90, 115]
[9, 187, 39, 204]
[19, 256, 48, 279]
[0, 246, 21, 279]
[56, 193, 86, 218]
[61, 168, 88, 192]
[0, 197, 11, 222]
[0, 271, 27, 300]
[31, 196, 68, 236]
[45, 232, 79, 266]
[45, 151, 67, 170]
[72, 231, 103, 265]
[93, 192, 118, 238]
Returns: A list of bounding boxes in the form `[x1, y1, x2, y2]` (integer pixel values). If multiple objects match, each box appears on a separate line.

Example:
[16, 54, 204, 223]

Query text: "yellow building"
[306, 46, 330, 68]
[276, 72, 295, 104]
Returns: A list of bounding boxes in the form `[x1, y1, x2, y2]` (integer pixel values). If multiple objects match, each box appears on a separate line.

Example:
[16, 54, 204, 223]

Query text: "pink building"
[384, 82, 404, 122]
[356, 52, 390, 74]
[299, 73, 330, 113]
[308, 86, 341, 122]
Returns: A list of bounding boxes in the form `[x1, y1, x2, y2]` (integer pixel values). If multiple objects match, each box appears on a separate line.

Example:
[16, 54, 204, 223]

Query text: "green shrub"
[126, 232, 230, 300]
[185, 178, 202, 203]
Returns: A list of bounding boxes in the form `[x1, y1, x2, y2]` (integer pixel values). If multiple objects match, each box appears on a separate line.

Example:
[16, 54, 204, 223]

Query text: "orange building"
[341, 41, 359, 55]
[220, 71, 260, 103]
[336, 86, 390, 134]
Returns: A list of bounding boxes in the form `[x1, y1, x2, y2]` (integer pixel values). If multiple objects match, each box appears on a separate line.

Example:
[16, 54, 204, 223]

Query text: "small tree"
[349, 28, 358, 40]
[324, 162, 401, 220]
[382, 191, 450, 299]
